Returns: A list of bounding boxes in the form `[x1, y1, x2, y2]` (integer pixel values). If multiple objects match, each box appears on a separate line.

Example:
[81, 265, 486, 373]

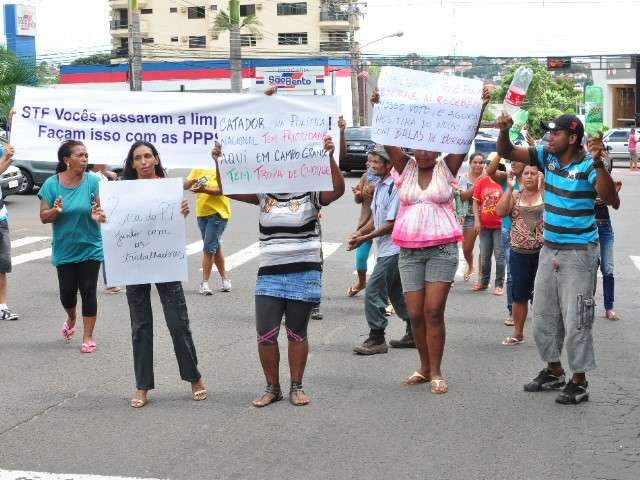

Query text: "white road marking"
[11, 236, 49, 248]
[0, 470, 164, 480]
[12, 248, 52, 266]
[187, 241, 261, 272]
[455, 247, 466, 279]
[630, 256, 640, 271]
[322, 242, 342, 258]
[185, 240, 204, 256]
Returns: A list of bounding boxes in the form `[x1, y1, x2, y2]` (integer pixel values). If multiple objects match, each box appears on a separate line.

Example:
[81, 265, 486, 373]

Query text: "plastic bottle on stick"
[584, 85, 604, 137]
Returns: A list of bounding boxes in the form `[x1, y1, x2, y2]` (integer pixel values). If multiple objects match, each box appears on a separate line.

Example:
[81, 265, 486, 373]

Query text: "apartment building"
[109, 0, 359, 61]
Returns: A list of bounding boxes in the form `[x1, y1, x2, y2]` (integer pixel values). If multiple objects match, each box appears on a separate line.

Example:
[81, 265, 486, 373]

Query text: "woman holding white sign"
[215, 133, 344, 407]
[117, 141, 207, 409]
[38, 140, 105, 354]
[372, 86, 491, 394]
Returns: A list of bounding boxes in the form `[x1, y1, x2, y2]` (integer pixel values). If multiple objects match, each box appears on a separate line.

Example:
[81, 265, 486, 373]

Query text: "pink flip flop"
[80, 341, 97, 353]
[61, 321, 76, 343]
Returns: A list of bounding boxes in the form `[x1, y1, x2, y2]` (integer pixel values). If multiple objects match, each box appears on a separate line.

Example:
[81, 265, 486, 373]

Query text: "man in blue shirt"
[348, 147, 412, 355]
[497, 113, 618, 404]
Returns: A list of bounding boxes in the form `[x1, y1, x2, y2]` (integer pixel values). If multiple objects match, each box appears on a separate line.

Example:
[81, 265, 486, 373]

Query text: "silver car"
[603, 128, 632, 167]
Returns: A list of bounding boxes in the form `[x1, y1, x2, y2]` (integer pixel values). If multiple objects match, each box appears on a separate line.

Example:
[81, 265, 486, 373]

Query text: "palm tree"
[212, 1, 261, 93]
[0, 47, 38, 119]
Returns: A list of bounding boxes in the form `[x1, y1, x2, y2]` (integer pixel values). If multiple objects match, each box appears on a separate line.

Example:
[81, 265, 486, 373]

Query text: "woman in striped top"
[215, 135, 344, 407]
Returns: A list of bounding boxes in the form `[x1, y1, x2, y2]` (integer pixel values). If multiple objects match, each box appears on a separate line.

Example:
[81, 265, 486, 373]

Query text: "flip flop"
[192, 389, 208, 401]
[472, 284, 488, 291]
[80, 342, 97, 353]
[347, 286, 365, 297]
[130, 398, 147, 408]
[494, 287, 504, 296]
[431, 378, 448, 394]
[463, 269, 473, 282]
[502, 336, 525, 346]
[61, 321, 76, 343]
[402, 371, 429, 385]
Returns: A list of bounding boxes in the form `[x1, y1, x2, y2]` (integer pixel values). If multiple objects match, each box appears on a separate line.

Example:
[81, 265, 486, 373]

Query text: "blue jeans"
[479, 228, 505, 288]
[597, 220, 614, 310]
[502, 228, 513, 314]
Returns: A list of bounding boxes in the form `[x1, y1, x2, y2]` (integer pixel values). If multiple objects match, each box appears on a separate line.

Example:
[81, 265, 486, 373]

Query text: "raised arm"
[496, 113, 535, 165]
[338, 115, 347, 164]
[496, 175, 516, 217]
[588, 136, 618, 208]
[319, 135, 346, 206]
[445, 85, 492, 176]
[0, 144, 15, 176]
[486, 151, 507, 184]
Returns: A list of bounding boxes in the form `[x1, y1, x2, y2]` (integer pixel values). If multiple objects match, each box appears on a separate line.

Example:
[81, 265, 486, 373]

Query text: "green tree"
[212, 1, 261, 93]
[492, 59, 581, 138]
[0, 47, 38, 119]
[71, 53, 111, 66]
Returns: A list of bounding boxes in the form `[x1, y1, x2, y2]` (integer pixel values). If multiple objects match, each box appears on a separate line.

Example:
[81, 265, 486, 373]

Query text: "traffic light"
[547, 57, 571, 70]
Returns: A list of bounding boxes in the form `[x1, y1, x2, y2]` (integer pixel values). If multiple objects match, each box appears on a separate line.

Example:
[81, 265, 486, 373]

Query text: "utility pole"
[348, 0, 360, 126]
[635, 54, 640, 127]
[128, 0, 142, 91]
[229, 0, 242, 93]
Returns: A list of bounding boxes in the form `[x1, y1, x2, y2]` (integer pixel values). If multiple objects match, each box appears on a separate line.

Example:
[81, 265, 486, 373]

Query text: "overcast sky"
[0, 0, 637, 62]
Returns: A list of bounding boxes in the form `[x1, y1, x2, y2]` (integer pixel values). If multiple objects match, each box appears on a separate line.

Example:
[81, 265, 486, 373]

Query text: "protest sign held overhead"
[11, 86, 340, 194]
[100, 178, 188, 286]
[372, 67, 484, 154]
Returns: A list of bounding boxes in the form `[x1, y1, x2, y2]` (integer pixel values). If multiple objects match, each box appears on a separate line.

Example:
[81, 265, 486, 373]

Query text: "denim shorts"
[0, 220, 11, 273]
[510, 249, 540, 302]
[255, 270, 322, 303]
[197, 214, 227, 254]
[398, 242, 459, 292]
[462, 214, 475, 230]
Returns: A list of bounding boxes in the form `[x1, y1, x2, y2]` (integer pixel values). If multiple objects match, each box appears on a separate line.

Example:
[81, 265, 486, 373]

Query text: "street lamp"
[351, 31, 403, 126]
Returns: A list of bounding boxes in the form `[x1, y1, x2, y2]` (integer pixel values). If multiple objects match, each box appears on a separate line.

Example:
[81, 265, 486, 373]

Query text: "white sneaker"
[199, 282, 213, 296]
[221, 278, 232, 292]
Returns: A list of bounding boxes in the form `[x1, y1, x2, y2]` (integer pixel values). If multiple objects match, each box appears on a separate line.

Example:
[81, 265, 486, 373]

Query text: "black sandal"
[252, 384, 282, 408]
[289, 382, 310, 406]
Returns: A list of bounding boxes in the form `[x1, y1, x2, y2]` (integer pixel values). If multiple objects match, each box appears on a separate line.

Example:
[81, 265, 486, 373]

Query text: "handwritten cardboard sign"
[372, 67, 483, 154]
[11, 86, 340, 193]
[100, 178, 187, 286]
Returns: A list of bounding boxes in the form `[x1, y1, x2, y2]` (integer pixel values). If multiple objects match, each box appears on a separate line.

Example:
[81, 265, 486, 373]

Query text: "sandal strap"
[290, 381, 304, 393]
[265, 384, 282, 396]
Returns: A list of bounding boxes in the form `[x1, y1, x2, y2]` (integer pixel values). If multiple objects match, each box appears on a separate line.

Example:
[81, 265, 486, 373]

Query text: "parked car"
[0, 165, 23, 199]
[603, 128, 632, 167]
[12, 159, 124, 194]
[341, 127, 375, 172]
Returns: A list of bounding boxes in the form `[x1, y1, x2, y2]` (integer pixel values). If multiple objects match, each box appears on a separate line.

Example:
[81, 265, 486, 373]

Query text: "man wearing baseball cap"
[348, 146, 413, 355]
[496, 112, 618, 405]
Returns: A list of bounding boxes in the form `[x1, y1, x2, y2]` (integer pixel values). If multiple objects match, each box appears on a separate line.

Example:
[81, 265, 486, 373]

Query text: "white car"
[0, 165, 23, 199]
[603, 128, 633, 167]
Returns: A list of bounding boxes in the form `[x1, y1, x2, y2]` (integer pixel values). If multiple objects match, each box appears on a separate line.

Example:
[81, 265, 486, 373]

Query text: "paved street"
[0, 169, 639, 480]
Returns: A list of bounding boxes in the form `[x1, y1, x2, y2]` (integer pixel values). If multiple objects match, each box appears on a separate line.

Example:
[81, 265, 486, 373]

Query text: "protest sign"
[100, 178, 188, 286]
[372, 67, 483, 154]
[11, 86, 340, 193]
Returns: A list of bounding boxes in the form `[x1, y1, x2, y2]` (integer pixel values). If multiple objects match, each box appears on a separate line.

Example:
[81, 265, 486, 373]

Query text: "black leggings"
[56, 260, 101, 317]
[255, 295, 314, 345]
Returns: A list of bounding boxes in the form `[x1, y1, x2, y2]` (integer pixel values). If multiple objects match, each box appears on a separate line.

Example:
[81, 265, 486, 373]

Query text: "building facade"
[109, 0, 357, 62]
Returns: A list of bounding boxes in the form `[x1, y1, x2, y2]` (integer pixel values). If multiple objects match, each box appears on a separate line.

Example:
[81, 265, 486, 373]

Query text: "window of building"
[277, 2, 307, 15]
[326, 31, 348, 42]
[211, 33, 219, 40]
[140, 8, 153, 14]
[241, 34, 257, 47]
[142, 37, 154, 44]
[189, 35, 206, 48]
[210, 5, 218, 10]
[240, 4, 256, 16]
[187, 6, 206, 19]
[169, 7, 177, 13]
[170, 36, 179, 42]
[278, 32, 308, 45]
